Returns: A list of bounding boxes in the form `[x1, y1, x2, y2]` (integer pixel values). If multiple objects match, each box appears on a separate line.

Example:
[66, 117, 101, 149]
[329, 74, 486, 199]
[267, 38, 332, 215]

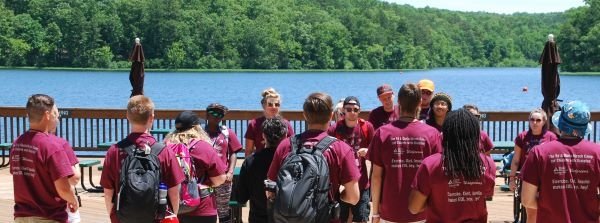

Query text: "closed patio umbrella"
[539, 34, 561, 135]
[129, 38, 145, 97]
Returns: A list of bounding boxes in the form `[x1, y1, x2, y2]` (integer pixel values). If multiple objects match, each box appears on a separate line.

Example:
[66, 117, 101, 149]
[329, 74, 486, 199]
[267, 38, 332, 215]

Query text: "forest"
[0, 0, 597, 71]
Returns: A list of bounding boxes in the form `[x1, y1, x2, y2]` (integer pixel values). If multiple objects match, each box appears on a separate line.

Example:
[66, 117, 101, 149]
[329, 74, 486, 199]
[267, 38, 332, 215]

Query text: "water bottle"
[158, 183, 168, 219]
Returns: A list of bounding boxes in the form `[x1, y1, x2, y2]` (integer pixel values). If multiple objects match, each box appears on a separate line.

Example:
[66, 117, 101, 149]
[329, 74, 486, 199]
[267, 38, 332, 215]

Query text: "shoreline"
[0, 66, 418, 73]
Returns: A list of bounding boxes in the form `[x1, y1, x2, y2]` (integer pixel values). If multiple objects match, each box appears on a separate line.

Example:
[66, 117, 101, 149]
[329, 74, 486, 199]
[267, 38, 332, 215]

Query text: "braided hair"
[442, 109, 484, 180]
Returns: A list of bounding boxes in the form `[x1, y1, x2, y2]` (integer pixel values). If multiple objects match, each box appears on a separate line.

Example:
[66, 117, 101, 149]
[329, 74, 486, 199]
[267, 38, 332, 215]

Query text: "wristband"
[372, 214, 380, 218]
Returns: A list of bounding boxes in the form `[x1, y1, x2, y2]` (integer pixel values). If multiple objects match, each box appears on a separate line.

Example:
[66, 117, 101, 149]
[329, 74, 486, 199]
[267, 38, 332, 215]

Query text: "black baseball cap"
[343, 96, 360, 108]
[175, 111, 204, 131]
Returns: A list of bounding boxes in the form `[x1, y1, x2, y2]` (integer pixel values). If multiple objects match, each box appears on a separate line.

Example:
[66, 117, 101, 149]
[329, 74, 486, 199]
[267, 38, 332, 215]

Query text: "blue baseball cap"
[552, 100, 592, 137]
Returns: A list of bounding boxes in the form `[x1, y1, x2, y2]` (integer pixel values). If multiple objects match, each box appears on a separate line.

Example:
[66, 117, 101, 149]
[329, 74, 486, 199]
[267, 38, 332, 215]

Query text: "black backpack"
[273, 135, 337, 223]
[115, 139, 165, 223]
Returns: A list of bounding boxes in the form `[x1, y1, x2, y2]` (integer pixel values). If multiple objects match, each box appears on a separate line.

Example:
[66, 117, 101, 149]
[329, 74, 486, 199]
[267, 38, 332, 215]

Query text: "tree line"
[1, 0, 585, 70]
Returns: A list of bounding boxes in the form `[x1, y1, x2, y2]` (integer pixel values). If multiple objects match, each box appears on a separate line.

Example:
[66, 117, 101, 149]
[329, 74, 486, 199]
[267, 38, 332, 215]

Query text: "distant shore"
[0, 66, 418, 73]
[561, 72, 600, 76]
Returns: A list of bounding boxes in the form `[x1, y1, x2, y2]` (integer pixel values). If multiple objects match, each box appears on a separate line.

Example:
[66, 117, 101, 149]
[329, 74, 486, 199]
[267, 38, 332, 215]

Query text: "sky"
[383, 0, 587, 14]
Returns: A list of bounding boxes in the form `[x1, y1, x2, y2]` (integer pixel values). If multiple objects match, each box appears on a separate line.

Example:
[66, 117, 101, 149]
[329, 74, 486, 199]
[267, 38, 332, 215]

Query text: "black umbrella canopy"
[129, 38, 145, 97]
[539, 34, 561, 134]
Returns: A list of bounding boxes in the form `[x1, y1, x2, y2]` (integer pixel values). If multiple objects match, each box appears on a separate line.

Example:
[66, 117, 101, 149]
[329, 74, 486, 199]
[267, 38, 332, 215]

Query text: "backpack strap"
[290, 134, 302, 154]
[150, 142, 165, 156]
[314, 136, 337, 152]
[116, 139, 136, 156]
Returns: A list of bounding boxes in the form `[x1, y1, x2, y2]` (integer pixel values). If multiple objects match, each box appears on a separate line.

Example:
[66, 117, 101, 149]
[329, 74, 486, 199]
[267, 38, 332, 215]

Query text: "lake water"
[1, 68, 599, 111]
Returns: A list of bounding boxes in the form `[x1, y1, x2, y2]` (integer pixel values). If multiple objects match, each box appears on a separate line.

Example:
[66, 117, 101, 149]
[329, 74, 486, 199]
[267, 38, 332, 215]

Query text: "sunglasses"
[208, 110, 224, 119]
[267, 102, 280, 108]
[344, 107, 360, 113]
[421, 90, 433, 96]
[529, 118, 543, 123]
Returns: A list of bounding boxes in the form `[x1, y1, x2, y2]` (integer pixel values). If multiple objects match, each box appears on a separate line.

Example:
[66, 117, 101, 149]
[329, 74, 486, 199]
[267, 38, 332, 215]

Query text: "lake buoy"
[522, 86, 528, 92]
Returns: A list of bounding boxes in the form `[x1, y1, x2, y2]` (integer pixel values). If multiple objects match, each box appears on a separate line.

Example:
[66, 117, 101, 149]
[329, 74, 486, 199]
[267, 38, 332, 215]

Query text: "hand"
[509, 180, 516, 191]
[226, 172, 234, 182]
[357, 148, 368, 158]
[68, 200, 79, 212]
[371, 215, 380, 223]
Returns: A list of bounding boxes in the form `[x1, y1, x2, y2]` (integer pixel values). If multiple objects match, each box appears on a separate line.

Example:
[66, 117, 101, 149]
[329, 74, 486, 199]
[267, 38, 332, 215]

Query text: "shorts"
[340, 189, 371, 222]
[15, 217, 60, 223]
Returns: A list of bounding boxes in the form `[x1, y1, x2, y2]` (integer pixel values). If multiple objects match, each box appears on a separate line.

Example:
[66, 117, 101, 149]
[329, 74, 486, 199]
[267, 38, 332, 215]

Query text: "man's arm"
[167, 185, 180, 214]
[69, 165, 81, 185]
[340, 180, 359, 205]
[521, 181, 538, 210]
[408, 189, 428, 214]
[226, 152, 237, 182]
[371, 164, 383, 221]
[245, 139, 255, 156]
[54, 177, 78, 212]
[104, 188, 114, 215]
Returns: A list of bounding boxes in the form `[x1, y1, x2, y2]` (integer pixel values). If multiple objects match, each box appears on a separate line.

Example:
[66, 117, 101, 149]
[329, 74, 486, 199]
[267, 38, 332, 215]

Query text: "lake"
[1, 68, 599, 111]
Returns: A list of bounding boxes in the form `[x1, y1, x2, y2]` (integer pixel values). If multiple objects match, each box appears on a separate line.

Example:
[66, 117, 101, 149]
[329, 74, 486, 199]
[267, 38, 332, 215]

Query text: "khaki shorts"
[15, 217, 60, 223]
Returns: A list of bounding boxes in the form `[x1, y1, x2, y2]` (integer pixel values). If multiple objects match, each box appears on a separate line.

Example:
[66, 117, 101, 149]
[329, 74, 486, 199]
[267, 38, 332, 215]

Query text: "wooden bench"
[97, 141, 116, 149]
[150, 128, 172, 137]
[79, 160, 103, 192]
[0, 143, 11, 168]
[491, 141, 514, 162]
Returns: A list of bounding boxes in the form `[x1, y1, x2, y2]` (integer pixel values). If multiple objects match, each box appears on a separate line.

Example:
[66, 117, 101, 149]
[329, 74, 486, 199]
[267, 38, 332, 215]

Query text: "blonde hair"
[164, 125, 211, 145]
[529, 108, 548, 121]
[127, 95, 154, 125]
[261, 88, 281, 105]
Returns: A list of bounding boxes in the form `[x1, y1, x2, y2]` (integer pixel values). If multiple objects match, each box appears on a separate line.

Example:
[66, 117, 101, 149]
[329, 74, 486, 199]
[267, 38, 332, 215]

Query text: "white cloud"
[383, 0, 586, 14]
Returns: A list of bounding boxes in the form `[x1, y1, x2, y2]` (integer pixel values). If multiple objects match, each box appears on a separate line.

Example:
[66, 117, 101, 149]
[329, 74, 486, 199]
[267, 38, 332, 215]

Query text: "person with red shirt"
[463, 104, 494, 155]
[244, 88, 294, 156]
[267, 92, 361, 223]
[417, 79, 435, 120]
[327, 96, 375, 223]
[100, 95, 185, 223]
[368, 83, 442, 223]
[408, 109, 496, 223]
[11, 94, 78, 223]
[509, 108, 557, 222]
[165, 110, 227, 223]
[424, 92, 452, 132]
[368, 84, 398, 130]
[521, 100, 600, 223]
[204, 103, 242, 223]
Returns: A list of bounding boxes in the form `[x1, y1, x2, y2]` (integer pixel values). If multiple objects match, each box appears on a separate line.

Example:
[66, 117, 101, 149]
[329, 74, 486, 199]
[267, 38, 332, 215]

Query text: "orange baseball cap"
[418, 79, 435, 92]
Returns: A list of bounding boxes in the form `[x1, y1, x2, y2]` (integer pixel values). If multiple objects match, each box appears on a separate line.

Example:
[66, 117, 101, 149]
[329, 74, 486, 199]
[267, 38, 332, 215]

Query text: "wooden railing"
[1, 107, 599, 151]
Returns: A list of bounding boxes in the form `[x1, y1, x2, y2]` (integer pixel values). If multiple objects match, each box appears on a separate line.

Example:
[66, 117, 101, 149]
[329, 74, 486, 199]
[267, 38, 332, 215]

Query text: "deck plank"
[0, 159, 516, 222]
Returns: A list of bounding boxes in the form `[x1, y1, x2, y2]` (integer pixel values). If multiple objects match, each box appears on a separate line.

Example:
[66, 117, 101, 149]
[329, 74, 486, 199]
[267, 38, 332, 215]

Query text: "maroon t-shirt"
[514, 130, 557, 169]
[412, 153, 496, 223]
[182, 140, 228, 217]
[59, 137, 78, 166]
[245, 116, 294, 153]
[367, 120, 442, 222]
[207, 127, 243, 168]
[267, 130, 361, 223]
[99, 133, 185, 223]
[424, 118, 442, 132]
[368, 106, 398, 130]
[11, 131, 74, 222]
[479, 131, 494, 153]
[327, 119, 375, 190]
[521, 138, 600, 223]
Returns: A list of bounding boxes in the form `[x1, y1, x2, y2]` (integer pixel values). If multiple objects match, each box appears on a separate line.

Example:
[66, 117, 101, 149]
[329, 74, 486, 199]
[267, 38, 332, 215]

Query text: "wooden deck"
[0, 158, 516, 223]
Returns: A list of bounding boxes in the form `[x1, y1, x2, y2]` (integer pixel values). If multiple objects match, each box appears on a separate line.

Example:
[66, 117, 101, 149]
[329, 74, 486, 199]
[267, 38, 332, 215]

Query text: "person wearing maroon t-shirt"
[409, 109, 496, 223]
[11, 94, 78, 223]
[100, 96, 185, 223]
[463, 104, 494, 155]
[165, 111, 228, 223]
[521, 101, 600, 223]
[267, 92, 361, 223]
[244, 88, 294, 156]
[368, 84, 398, 130]
[424, 92, 452, 132]
[509, 108, 557, 222]
[204, 103, 242, 223]
[368, 83, 442, 223]
[417, 79, 435, 120]
[327, 96, 375, 223]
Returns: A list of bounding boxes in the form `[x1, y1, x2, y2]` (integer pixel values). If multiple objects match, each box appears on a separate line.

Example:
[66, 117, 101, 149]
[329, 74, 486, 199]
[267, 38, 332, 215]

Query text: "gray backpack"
[273, 135, 337, 223]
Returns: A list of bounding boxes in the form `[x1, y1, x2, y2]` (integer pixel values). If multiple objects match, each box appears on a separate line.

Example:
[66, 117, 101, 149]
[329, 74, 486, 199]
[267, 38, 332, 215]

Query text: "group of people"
[8, 79, 600, 223]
